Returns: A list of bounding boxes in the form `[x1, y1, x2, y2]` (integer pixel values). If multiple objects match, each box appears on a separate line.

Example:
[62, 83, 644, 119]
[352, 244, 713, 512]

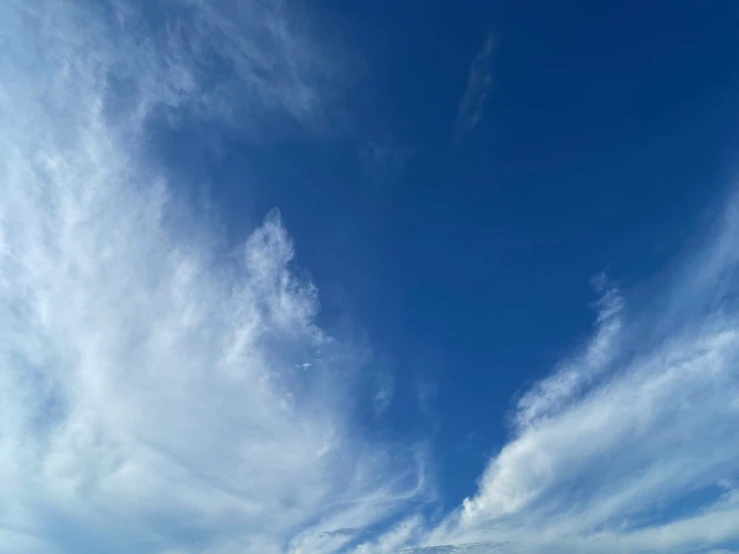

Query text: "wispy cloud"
[514, 277, 624, 430]
[374, 371, 396, 416]
[454, 32, 497, 143]
[401, 196, 739, 553]
[351, 514, 424, 554]
[97, 0, 344, 139]
[0, 1, 423, 552]
[359, 138, 415, 187]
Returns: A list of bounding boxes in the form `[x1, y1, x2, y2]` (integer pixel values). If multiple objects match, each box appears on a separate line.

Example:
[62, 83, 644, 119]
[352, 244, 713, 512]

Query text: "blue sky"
[2, 1, 739, 553]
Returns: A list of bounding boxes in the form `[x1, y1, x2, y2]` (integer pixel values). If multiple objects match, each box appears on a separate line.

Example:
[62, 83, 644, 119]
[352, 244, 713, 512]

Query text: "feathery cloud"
[454, 32, 497, 143]
[0, 1, 422, 552]
[404, 197, 739, 553]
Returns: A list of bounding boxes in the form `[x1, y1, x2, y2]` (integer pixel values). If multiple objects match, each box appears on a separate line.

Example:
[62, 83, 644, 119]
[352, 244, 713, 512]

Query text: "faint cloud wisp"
[454, 32, 497, 143]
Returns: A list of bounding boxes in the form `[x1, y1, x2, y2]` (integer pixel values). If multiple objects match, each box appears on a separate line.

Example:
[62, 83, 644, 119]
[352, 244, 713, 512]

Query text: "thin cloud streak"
[454, 32, 497, 143]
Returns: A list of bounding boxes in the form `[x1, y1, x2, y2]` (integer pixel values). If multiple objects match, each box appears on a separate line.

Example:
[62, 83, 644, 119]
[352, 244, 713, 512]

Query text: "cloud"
[406, 195, 739, 553]
[415, 381, 439, 415]
[0, 1, 423, 552]
[514, 277, 624, 430]
[374, 371, 395, 416]
[359, 139, 415, 186]
[350, 515, 424, 554]
[454, 32, 497, 143]
[88, 0, 343, 140]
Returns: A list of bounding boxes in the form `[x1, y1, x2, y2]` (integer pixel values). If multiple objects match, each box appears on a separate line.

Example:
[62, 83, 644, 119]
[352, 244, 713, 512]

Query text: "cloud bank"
[0, 1, 423, 553]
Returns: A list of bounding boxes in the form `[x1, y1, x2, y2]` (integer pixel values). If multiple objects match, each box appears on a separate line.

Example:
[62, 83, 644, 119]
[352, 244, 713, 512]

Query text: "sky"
[1, 1, 739, 553]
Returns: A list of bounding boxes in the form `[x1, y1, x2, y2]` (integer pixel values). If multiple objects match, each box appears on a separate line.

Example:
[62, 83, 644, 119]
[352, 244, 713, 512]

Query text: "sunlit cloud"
[0, 2, 423, 553]
[405, 200, 739, 553]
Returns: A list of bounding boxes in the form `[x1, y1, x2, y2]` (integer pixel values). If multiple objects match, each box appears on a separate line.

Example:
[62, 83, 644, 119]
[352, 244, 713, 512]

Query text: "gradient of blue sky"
[2, 1, 739, 553]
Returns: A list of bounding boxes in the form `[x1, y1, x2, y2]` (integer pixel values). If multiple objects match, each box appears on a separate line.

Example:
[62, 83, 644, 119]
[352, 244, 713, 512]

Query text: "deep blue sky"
[153, 0, 739, 507]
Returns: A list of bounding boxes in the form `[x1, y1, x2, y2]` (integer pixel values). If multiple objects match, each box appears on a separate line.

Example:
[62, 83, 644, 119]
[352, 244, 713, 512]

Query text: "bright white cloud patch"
[406, 206, 739, 553]
[0, 2, 421, 553]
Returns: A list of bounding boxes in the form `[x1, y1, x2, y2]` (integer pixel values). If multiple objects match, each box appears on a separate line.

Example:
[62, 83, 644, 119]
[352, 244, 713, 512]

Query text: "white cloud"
[0, 1, 422, 552]
[514, 278, 624, 430]
[454, 32, 497, 143]
[350, 514, 424, 554]
[165, 0, 346, 136]
[407, 196, 739, 553]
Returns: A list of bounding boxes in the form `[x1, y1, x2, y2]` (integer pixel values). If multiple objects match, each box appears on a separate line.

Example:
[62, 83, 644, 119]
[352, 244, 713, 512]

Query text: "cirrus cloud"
[0, 1, 424, 553]
[400, 200, 739, 554]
